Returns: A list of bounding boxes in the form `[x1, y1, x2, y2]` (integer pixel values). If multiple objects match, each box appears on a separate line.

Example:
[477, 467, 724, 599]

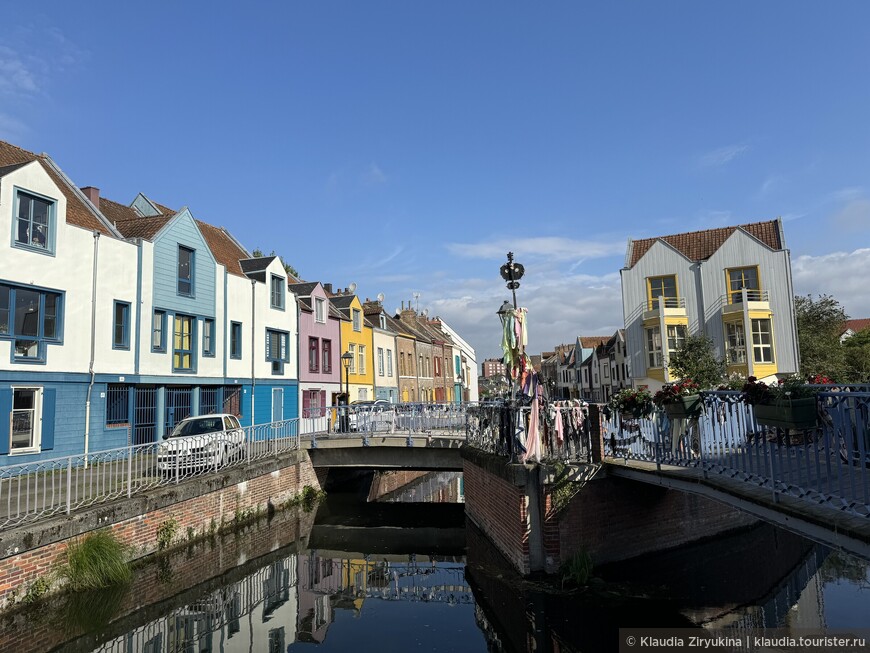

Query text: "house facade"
[363, 300, 399, 403]
[290, 282, 341, 416]
[331, 294, 375, 402]
[621, 219, 799, 390]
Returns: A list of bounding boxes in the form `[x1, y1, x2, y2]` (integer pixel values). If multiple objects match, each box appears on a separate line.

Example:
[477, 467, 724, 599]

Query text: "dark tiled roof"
[240, 256, 277, 274]
[328, 304, 346, 321]
[0, 140, 116, 236]
[628, 219, 782, 268]
[288, 282, 319, 297]
[384, 313, 414, 338]
[299, 298, 312, 312]
[0, 161, 30, 177]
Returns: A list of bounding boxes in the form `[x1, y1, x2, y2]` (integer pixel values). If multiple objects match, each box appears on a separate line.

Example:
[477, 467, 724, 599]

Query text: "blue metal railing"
[602, 388, 870, 518]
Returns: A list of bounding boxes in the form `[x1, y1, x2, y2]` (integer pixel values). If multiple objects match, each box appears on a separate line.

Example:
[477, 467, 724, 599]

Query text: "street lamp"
[499, 251, 525, 310]
[341, 351, 353, 432]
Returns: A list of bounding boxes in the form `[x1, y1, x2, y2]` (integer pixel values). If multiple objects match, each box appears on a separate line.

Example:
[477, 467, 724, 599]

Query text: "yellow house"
[331, 294, 375, 401]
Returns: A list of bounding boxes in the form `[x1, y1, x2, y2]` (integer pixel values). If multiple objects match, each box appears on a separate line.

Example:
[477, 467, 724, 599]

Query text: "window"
[0, 283, 63, 362]
[203, 318, 215, 356]
[645, 326, 662, 368]
[322, 339, 332, 373]
[358, 345, 366, 375]
[352, 309, 361, 332]
[647, 275, 677, 310]
[10, 387, 41, 452]
[266, 329, 289, 374]
[725, 322, 747, 364]
[727, 267, 760, 304]
[315, 297, 325, 323]
[152, 310, 166, 352]
[377, 347, 385, 376]
[400, 352, 405, 375]
[113, 301, 131, 350]
[173, 314, 195, 371]
[434, 356, 440, 377]
[419, 355, 423, 376]
[666, 324, 687, 361]
[379, 314, 386, 329]
[348, 344, 356, 373]
[387, 350, 393, 377]
[14, 190, 53, 253]
[230, 322, 242, 359]
[309, 337, 319, 372]
[106, 384, 131, 427]
[751, 318, 774, 364]
[270, 274, 285, 310]
[177, 246, 194, 296]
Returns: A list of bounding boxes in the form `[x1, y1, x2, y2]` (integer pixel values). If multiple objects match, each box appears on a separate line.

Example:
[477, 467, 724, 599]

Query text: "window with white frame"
[14, 190, 54, 253]
[377, 347, 384, 376]
[0, 283, 63, 362]
[11, 387, 41, 452]
[725, 322, 747, 364]
[352, 309, 361, 332]
[358, 345, 366, 375]
[387, 350, 393, 376]
[348, 343, 356, 373]
[379, 314, 386, 329]
[270, 274, 285, 310]
[666, 324, 687, 361]
[315, 297, 325, 323]
[751, 318, 774, 364]
[645, 326, 662, 368]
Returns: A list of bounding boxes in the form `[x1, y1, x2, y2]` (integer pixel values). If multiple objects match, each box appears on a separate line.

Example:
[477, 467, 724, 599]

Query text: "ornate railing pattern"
[602, 388, 870, 518]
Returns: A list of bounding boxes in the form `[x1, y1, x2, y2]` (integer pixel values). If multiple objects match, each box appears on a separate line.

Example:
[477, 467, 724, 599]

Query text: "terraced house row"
[0, 140, 477, 466]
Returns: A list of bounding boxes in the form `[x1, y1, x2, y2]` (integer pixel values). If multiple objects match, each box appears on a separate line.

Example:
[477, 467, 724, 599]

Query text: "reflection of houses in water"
[379, 471, 465, 504]
[90, 555, 299, 653]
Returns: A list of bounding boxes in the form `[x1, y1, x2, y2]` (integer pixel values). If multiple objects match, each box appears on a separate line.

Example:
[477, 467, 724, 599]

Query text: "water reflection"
[20, 471, 870, 653]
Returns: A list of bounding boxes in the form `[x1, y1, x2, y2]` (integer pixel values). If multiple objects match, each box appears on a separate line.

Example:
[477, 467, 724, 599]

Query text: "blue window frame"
[173, 314, 196, 372]
[13, 189, 55, 255]
[270, 274, 285, 310]
[113, 301, 131, 350]
[230, 321, 242, 359]
[177, 246, 194, 296]
[266, 328, 289, 375]
[152, 310, 166, 352]
[0, 282, 63, 363]
[203, 318, 215, 357]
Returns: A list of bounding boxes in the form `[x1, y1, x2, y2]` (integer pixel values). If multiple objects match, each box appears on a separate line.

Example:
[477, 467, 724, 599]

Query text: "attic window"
[14, 190, 54, 254]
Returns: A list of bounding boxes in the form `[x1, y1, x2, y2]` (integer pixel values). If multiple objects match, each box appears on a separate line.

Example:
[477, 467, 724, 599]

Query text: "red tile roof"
[843, 318, 870, 335]
[628, 219, 782, 268]
[579, 336, 610, 349]
[0, 140, 116, 236]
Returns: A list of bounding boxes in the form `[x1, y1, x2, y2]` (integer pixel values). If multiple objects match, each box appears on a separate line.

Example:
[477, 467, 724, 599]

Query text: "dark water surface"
[4, 471, 869, 653]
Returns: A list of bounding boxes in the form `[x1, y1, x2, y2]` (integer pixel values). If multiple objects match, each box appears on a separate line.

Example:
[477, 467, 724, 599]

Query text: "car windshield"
[170, 417, 224, 438]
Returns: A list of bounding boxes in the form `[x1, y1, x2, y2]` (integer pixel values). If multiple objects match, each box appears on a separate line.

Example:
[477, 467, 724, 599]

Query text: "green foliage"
[560, 549, 594, 588]
[549, 464, 580, 513]
[58, 530, 131, 591]
[252, 248, 299, 279]
[795, 294, 848, 380]
[22, 576, 51, 604]
[667, 334, 725, 390]
[156, 518, 178, 551]
[843, 328, 870, 382]
[608, 387, 654, 418]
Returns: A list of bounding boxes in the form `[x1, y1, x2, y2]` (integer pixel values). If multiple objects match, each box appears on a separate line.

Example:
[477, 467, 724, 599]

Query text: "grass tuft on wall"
[58, 530, 131, 591]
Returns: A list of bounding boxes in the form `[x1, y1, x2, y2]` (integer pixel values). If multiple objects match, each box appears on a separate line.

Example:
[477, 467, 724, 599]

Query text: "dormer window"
[379, 314, 386, 329]
[315, 297, 325, 323]
[14, 190, 54, 254]
[270, 275, 285, 310]
[177, 246, 194, 296]
[352, 309, 361, 332]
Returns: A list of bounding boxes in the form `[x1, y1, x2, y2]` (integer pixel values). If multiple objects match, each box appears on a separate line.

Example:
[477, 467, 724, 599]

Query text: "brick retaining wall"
[0, 451, 327, 612]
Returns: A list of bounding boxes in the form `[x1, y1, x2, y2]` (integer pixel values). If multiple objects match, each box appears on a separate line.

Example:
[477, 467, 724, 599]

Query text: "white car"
[348, 400, 392, 432]
[157, 414, 246, 473]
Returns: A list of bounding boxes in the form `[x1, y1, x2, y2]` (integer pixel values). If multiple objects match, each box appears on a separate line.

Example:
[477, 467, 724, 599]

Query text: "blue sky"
[3, 2, 869, 363]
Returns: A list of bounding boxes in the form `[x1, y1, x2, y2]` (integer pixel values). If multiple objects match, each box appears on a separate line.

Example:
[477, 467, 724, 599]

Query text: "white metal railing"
[602, 388, 870, 519]
[641, 296, 686, 312]
[0, 418, 300, 529]
[722, 289, 770, 305]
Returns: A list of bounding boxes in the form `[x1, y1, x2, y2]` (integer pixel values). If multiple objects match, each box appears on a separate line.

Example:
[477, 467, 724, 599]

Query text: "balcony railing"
[723, 289, 770, 305]
[644, 296, 686, 312]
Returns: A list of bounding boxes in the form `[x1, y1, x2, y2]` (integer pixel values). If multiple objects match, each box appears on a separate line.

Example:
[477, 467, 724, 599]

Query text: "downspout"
[251, 278, 256, 425]
[84, 231, 101, 462]
[134, 241, 142, 375]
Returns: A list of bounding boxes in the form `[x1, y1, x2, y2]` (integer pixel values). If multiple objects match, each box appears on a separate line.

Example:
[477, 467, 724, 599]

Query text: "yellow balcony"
[721, 290, 770, 315]
[642, 296, 687, 322]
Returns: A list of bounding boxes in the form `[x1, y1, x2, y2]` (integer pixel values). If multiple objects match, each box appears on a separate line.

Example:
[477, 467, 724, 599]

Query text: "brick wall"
[0, 453, 325, 612]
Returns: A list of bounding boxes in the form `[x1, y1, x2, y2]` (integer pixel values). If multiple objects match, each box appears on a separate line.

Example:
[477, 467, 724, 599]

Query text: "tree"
[667, 334, 725, 389]
[794, 294, 847, 380]
[252, 248, 300, 280]
[843, 327, 870, 382]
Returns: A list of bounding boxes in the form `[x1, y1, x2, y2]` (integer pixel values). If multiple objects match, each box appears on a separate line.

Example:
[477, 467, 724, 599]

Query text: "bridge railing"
[602, 388, 870, 518]
[465, 401, 594, 463]
[0, 418, 300, 530]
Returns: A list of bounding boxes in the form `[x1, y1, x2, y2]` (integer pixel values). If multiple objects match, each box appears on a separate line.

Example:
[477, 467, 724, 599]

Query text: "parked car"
[348, 400, 392, 432]
[157, 414, 246, 473]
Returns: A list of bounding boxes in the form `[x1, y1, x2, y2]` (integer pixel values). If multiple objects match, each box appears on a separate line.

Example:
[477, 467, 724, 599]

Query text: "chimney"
[81, 186, 100, 209]
[323, 283, 332, 294]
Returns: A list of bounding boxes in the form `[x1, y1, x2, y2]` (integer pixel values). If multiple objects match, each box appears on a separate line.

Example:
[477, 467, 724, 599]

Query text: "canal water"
[5, 471, 869, 653]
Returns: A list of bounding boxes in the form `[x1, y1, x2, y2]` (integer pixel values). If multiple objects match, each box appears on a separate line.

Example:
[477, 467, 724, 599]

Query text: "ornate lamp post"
[341, 351, 353, 432]
[497, 252, 525, 461]
[499, 251, 525, 310]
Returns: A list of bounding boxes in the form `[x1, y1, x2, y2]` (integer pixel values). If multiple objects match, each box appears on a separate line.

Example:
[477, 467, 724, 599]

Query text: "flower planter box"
[753, 397, 817, 430]
[619, 408, 649, 421]
[663, 394, 702, 419]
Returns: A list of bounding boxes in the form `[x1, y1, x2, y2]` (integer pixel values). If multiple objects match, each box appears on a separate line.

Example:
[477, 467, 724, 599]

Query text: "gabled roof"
[384, 313, 415, 339]
[0, 161, 30, 177]
[240, 256, 277, 274]
[0, 140, 119, 236]
[842, 318, 870, 335]
[288, 281, 319, 297]
[578, 336, 610, 349]
[627, 219, 783, 268]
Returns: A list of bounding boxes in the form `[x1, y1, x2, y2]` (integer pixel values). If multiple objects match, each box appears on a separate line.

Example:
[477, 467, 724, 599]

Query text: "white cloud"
[446, 237, 625, 262]
[792, 248, 870, 319]
[698, 143, 749, 168]
[362, 162, 388, 186]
